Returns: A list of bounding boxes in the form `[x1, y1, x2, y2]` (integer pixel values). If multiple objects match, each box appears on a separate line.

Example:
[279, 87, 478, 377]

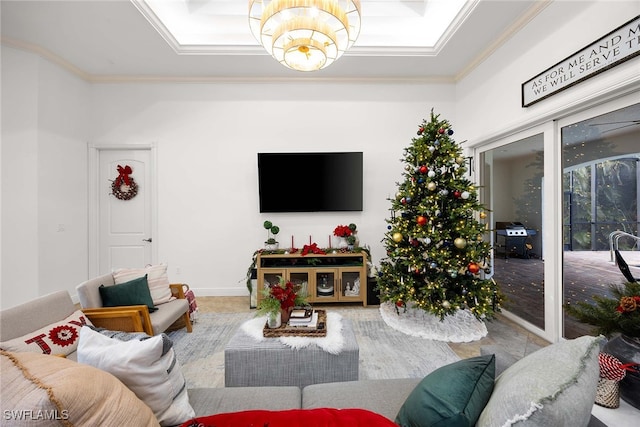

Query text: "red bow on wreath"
[115, 165, 132, 186]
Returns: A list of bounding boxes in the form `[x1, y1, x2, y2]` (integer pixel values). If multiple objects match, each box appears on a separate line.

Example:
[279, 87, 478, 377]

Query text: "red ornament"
[438, 128, 445, 134]
[453, 190, 461, 198]
[417, 127, 424, 135]
[396, 300, 404, 307]
[468, 262, 480, 274]
[417, 216, 427, 226]
[419, 165, 428, 174]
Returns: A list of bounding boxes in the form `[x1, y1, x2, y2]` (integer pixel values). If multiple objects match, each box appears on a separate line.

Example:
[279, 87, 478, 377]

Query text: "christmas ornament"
[468, 262, 480, 274]
[110, 165, 138, 201]
[419, 165, 428, 174]
[461, 191, 470, 200]
[456, 156, 465, 165]
[392, 232, 403, 242]
[442, 300, 451, 308]
[417, 127, 424, 135]
[428, 146, 436, 153]
[417, 216, 427, 226]
[453, 190, 461, 198]
[454, 238, 467, 249]
[427, 170, 436, 178]
[479, 211, 487, 219]
[438, 128, 445, 134]
[427, 182, 437, 191]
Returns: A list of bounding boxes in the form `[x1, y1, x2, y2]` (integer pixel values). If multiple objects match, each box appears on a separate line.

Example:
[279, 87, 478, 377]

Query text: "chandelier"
[248, 0, 361, 72]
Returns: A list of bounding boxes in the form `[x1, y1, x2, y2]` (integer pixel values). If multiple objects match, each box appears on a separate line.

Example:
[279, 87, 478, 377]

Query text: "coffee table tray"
[263, 310, 327, 337]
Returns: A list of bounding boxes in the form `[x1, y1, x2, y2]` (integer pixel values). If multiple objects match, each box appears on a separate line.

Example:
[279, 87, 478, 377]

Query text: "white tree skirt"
[379, 301, 488, 343]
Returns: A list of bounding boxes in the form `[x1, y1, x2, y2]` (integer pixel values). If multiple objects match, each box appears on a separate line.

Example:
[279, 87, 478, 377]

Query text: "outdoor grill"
[496, 222, 536, 259]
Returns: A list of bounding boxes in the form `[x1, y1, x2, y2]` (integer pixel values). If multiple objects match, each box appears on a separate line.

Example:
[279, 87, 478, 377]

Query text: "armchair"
[76, 273, 192, 336]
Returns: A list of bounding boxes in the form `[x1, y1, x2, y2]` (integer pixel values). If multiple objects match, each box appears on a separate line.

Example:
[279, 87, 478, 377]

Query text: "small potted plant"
[263, 220, 280, 250]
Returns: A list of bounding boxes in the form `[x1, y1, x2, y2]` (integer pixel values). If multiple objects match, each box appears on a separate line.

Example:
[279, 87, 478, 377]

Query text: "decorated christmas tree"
[377, 110, 502, 320]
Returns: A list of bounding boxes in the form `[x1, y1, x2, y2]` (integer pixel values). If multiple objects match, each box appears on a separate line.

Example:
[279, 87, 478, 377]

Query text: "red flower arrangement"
[258, 277, 308, 316]
[270, 280, 300, 311]
[333, 225, 353, 238]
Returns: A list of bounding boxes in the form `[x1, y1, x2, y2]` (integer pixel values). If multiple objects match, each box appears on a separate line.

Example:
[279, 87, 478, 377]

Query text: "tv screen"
[258, 152, 363, 212]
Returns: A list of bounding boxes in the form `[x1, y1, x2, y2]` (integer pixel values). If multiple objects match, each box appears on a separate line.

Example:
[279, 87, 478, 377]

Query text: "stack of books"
[288, 308, 319, 328]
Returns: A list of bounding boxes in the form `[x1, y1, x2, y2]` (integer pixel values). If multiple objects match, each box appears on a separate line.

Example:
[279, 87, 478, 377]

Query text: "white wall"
[1, 47, 90, 309]
[88, 82, 457, 297]
[2, 0, 639, 307]
[456, 0, 640, 143]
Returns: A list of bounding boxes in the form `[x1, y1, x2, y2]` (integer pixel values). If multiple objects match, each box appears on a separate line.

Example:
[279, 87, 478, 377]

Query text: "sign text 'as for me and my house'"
[522, 15, 640, 107]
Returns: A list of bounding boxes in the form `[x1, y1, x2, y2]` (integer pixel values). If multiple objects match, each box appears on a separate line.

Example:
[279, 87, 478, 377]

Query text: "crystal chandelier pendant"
[248, 0, 361, 72]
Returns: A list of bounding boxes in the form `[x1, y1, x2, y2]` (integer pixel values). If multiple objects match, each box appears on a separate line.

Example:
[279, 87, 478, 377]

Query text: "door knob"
[142, 238, 152, 243]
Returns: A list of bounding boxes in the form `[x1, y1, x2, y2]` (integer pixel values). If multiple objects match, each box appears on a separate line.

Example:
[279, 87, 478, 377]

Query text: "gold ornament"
[479, 211, 487, 219]
[427, 182, 437, 191]
[392, 232, 403, 243]
[454, 238, 467, 249]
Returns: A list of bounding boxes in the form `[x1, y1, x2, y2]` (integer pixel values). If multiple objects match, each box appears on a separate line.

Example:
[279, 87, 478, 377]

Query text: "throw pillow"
[99, 274, 157, 312]
[1, 350, 159, 426]
[77, 326, 194, 426]
[113, 264, 174, 305]
[0, 310, 92, 356]
[395, 354, 495, 427]
[477, 335, 603, 427]
[180, 408, 398, 427]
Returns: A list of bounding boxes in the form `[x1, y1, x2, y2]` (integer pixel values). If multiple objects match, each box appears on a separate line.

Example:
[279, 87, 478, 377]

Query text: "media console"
[256, 251, 368, 306]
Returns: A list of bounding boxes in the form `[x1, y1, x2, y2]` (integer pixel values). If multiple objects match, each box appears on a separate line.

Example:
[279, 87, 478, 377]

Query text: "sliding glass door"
[479, 128, 549, 336]
[561, 102, 640, 339]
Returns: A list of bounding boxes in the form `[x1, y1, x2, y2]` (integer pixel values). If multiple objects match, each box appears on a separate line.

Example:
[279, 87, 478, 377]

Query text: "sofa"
[1, 290, 607, 427]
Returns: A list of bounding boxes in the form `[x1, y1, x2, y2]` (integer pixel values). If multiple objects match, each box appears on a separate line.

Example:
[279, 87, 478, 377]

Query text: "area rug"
[379, 301, 488, 343]
[166, 307, 460, 389]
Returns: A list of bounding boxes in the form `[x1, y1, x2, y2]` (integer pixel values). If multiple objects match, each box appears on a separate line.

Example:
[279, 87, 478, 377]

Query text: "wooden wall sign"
[522, 15, 640, 107]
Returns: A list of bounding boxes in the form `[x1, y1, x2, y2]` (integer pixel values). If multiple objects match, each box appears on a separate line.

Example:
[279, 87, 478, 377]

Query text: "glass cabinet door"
[287, 270, 312, 300]
[257, 268, 285, 305]
[339, 268, 364, 300]
[315, 270, 338, 302]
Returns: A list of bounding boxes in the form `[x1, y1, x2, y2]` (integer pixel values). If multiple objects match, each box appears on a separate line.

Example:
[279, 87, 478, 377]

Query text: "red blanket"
[180, 408, 397, 427]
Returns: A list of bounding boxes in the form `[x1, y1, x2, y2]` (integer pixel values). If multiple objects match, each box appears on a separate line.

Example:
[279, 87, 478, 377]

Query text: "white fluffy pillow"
[77, 326, 194, 426]
[113, 264, 174, 305]
[0, 310, 92, 356]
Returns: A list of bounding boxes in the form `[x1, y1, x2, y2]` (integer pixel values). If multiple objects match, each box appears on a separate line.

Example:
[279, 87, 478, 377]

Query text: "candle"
[291, 235, 294, 248]
[329, 235, 332, 248]
[309, 235, 312, 245]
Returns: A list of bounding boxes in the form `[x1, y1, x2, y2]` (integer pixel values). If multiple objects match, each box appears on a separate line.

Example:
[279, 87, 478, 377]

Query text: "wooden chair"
[77, 274, 192, 336]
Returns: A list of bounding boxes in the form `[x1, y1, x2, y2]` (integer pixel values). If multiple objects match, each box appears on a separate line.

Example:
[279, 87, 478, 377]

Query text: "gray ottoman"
[224, 319, 359, 388]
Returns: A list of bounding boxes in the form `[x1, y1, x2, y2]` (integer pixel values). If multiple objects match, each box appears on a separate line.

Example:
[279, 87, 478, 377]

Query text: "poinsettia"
[333, 225, 353, 237]
[258, 277, 308, 316]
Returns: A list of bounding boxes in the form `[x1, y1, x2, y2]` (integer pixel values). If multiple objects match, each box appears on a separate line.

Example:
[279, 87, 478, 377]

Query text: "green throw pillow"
[99, 274, 157, 312]
[395, 354, 495, 427]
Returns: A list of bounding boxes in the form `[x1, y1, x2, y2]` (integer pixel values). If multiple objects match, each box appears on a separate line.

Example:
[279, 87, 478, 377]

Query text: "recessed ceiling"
[0, 0, 546, 81]
[134, 0, 468, 52]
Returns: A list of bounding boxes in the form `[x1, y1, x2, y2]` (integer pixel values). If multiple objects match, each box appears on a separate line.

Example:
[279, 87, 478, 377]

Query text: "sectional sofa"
[1, 290, 606, 427]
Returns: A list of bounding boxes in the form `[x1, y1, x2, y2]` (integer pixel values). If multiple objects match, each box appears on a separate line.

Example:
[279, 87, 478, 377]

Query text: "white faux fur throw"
[241, 312, 345, 354]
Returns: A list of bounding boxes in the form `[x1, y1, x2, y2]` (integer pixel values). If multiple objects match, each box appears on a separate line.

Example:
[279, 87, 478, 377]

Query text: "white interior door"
[95, 148, 154, 274]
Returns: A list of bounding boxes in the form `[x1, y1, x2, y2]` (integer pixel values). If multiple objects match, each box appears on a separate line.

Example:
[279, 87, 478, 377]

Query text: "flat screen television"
[258, 152, 363, 212]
